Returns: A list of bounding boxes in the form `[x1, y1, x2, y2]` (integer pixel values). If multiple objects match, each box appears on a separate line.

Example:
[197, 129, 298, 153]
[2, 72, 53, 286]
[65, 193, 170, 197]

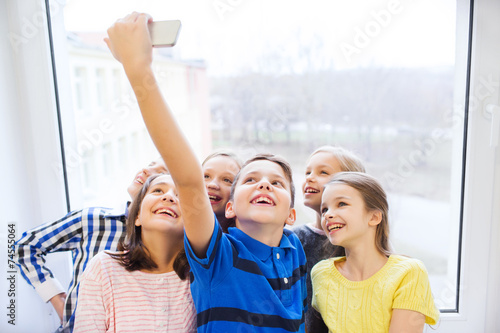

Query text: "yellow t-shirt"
[311, 255, 439, 333]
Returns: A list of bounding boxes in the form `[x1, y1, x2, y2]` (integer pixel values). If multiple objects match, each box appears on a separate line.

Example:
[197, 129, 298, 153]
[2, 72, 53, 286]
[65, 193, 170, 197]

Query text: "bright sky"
[62, 0, 457, 75]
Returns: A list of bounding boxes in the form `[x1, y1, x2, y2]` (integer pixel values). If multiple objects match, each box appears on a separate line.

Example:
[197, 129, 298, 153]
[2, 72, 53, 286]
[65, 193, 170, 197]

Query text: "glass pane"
[58, 0, 465, 310]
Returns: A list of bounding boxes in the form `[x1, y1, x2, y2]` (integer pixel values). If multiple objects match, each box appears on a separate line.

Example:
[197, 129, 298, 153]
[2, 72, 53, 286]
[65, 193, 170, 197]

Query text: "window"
[102, 142, 113, 177]
[72, 66, 88, 113]
[58, 0, 464, 311]
[94, 67, 107, 111]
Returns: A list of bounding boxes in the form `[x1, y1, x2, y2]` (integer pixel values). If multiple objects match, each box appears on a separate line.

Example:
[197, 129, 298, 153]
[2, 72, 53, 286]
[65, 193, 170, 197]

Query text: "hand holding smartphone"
[148, 20, 182, 47]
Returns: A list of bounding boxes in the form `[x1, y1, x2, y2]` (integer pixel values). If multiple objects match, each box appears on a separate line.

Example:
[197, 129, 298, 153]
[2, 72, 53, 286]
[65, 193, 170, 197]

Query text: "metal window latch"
[486, 104, 500, 147]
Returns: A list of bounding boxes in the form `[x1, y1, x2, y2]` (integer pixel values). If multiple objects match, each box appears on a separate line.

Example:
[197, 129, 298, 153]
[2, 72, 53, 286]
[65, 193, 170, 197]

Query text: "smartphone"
[148, 20, 181, 47]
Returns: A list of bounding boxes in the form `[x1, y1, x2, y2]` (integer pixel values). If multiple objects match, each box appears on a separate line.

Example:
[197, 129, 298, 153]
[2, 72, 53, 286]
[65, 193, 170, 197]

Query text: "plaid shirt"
[15, 204, 128, 332]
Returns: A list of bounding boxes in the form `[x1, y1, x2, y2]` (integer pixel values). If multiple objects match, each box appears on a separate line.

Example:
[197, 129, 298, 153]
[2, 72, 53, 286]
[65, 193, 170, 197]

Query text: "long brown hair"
[110, 174, 189, 280]
[325, 172, 391, 257]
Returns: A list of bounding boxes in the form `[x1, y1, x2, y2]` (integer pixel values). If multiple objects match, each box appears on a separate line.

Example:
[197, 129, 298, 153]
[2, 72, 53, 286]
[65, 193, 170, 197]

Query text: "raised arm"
[105, 12, 214, 257]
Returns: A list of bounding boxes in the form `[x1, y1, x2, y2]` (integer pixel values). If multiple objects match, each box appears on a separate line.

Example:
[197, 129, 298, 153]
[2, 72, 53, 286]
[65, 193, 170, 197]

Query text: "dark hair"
[325, 172, 391, 256]
[230, 153, 295, 207]
[110, 174, 189, 280]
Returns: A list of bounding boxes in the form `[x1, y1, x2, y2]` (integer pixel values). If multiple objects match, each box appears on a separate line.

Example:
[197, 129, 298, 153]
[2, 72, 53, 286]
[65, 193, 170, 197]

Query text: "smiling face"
[203, 155, 241, 217]
[303, 152, 344, 213]
[134, 174, 183, 239]
[320, 182, 381, 250]
[226, 159, 296, 229]
[127, 158, 168, 199]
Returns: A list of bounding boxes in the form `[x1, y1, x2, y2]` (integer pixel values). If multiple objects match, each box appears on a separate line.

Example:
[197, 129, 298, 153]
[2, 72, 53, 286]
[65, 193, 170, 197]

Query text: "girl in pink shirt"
[74, 174, 196, 333]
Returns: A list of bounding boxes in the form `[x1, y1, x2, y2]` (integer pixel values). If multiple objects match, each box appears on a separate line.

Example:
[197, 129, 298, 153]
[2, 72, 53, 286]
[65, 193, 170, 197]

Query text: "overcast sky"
[63, 0, 457, 75]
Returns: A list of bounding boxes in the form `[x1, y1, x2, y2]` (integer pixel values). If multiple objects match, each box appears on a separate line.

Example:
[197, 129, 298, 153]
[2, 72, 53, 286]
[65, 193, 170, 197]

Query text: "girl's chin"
[303, 201, 320, 212]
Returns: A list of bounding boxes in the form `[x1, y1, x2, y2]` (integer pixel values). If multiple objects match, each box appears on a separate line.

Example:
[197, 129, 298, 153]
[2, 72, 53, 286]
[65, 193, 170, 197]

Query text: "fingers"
[103, 37, 110, 49]
[105, 12, 154, 65]
[120, 11, 152, 24]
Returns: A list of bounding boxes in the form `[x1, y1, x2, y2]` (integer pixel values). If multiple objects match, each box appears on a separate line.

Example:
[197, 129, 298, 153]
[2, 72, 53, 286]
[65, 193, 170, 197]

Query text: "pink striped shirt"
[74, 251, 196, 333]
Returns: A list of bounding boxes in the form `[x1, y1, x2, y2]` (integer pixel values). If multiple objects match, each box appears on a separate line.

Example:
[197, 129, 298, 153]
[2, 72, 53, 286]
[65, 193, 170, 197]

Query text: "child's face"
[203, 156, 240, 217]
[127, 158, 168, 199]
[135, 175, 183, 238]
[227, 160, 295, 227]
[303, 152, 344, 213]
[320, 183, 379, 248]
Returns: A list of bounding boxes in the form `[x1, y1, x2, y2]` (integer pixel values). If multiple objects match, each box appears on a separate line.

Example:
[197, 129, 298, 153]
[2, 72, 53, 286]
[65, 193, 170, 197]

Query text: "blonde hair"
[326, 172, 391, 257]
[310, 146, 366, 173]
[202, 149, 243, 168]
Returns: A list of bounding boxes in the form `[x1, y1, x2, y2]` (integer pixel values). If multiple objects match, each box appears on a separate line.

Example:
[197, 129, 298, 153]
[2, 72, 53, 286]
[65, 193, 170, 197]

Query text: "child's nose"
[258, 180, 271, 191]
[324, 210, 334, 219]
[207, 179, 219, 189]
[162, 192, 176, 202]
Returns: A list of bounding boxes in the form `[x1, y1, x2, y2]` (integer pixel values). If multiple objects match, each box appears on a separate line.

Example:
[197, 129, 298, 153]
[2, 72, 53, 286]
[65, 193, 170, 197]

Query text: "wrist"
[123, 59, 153, 81]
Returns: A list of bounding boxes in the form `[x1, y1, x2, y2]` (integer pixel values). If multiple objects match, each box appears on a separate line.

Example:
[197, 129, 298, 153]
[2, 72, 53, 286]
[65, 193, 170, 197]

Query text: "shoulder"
[311, 257, 336, 276]
[84, 251, 123, 279]
[283, 229, 306, 256]
[389, 255, 428, 273]
[290, 224, 315, 238]
[290, 224, 308, 234]
[385, 255, 431, 284]
[284, 227, 302, 242]
[81, 206, 126, 218]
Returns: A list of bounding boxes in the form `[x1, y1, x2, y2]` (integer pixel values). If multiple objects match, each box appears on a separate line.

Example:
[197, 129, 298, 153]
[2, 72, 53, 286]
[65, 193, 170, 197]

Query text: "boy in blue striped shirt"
[106, 12, 307, 332]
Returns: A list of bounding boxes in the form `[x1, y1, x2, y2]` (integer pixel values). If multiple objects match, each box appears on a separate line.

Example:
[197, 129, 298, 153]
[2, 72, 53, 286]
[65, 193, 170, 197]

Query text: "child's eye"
[305, 171, 311, 176]
[152, 188, 163, 194]
[223, 178, 233, 184]
[321, 170, 329, 175]
[338, 202, 347, 207]
[321, 207, 328, 214]
[243, 177, 255, 183]
[272, 180, 284, 187]
[204, 174, 210, 179]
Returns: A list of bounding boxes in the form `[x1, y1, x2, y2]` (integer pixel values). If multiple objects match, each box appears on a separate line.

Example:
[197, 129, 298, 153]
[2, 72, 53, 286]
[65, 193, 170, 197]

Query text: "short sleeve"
[392, 259, 440, 325]
[183, 216, 234, 289]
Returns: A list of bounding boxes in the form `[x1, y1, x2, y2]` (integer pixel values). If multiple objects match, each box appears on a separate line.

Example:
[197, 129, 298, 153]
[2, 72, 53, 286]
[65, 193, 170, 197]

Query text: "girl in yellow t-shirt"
[311, 172, 439, 333]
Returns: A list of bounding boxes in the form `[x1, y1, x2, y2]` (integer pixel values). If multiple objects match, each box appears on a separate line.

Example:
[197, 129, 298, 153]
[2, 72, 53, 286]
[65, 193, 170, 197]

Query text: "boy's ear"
[225, 201, 236, 219]
[368, 210, 382, 227]
[135, 216, 141, 227]
[285, 208, 297, 227]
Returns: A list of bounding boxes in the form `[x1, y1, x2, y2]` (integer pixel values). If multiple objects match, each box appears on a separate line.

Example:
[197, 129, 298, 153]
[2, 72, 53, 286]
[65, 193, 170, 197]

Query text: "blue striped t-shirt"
[185, 217, 307, 332]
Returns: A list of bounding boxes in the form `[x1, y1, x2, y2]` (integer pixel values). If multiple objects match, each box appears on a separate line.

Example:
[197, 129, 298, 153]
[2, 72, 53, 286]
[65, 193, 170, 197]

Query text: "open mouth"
[154, 208, 178, 218]
[326, 223, 345, 232]
[304, 187, 319, 194]
[251, 195, 275, 206]
[208, 193, 222, 204]
[135, 175, 145, 185]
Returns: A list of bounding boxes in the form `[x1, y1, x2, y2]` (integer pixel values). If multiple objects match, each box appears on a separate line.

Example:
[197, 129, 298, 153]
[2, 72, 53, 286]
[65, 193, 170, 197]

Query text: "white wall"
[1, 1, 72, 332]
